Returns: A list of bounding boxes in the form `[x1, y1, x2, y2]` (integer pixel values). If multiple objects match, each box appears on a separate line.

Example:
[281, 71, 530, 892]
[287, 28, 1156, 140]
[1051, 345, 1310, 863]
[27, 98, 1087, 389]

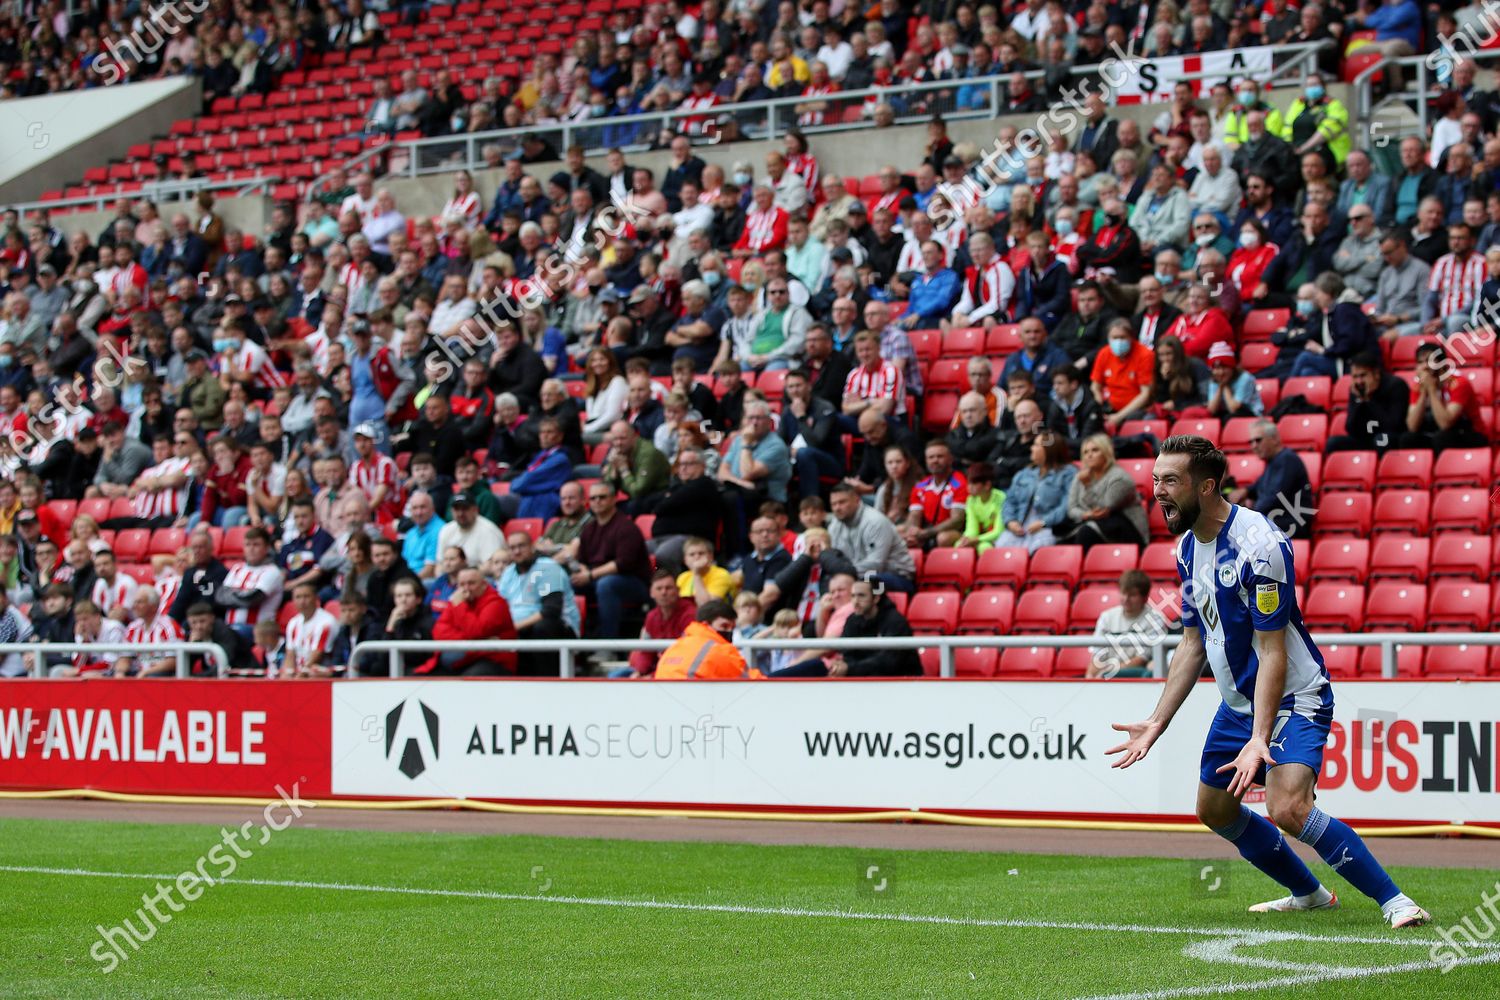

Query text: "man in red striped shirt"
[102, 435, 198, 530]
[841, 330, 906, 425]
[120, 586, 184, 677]
[1422, 223, 1486, 336]
[283, 581, 340, 677]
[90, 548, 138, 624]
[348, 422, 404, 522]
[218, 528, 286, 640]
[733, 184, 789, 257]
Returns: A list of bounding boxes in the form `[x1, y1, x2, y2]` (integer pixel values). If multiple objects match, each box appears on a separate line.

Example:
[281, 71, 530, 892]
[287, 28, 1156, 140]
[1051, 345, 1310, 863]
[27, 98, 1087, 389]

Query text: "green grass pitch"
[1, 817, 1497, 998]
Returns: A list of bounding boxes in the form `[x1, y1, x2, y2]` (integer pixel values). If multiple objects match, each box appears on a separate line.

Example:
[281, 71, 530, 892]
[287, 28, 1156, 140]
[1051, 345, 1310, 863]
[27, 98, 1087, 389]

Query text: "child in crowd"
[678, 536, 736, 603]
[766, 608, 804, 674]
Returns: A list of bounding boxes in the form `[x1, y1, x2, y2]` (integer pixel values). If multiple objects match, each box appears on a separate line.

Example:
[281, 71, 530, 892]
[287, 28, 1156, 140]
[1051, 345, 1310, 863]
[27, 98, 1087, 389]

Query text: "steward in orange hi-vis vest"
[653, 609, 765, 680]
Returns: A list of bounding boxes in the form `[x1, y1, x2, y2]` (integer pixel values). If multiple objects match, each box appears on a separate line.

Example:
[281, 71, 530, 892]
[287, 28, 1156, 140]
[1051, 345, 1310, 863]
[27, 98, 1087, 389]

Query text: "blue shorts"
[1199, 701, 1330, 790]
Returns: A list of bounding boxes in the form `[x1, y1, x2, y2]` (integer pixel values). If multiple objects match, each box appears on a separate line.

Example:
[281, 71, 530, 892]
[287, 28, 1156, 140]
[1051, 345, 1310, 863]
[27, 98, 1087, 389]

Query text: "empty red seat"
[1369, 536, 1430, 582]
[1220, 417, 1258, 454]
[1320, 643, 1361, 679]
[953, 646, 1000, 677]
[757, 369, 787, 400]
[1118, 458, 1154, 498]
[986, 324, 1022, 355]
[1119, 419, 1169, 441]
[1028, 545, 1083, 589]
[1012, 588, 1070, 634]
[1321, 450, 1376, 492]
[922, 547, 975, 590]
[1359, 644, 1425, 677]
[926, 359, 967, 392]
[1375, 449, 1433, 490]
[1317, 493, 1373, 537]
[1054, 646, 1094, 677]
[1433, 447, 1492, 488]
[1140, 541, 1179, 583]
[908, 592, 961, 634]
[1168, 418, 1221, 445]
[46, 499, 77, 523]
[1372, 490, 1429, 535]
[1081, 544, 1140, 585]
[997, 645, 1056, 677]
[1225, 454, 1264, 491]
[221, 525, 249, 561]
[107, 497, 134, 521]
[1304, 583, 1365, 631]
[975, 546, 1028, 589]
[909, 328, 940, 363]
[940, 326, 985, 358]
[959, 590, 1014, 634]
[1282, 376, 1332, 410]
[1309, 538, 1369, 584]
[1241, 343, 1278, 371]
[148, 528, 187, 556]
[1431, 488, 1491, 532]
[1423, 644, 1490, 679]
[112, 529, 150, 562]
[1365, 582, 1428, 630]
[1068, 587, 1120, 633]
[921, 393, 960, 433]
[1429, 533, 1491, 580]
[1279, 415, 1328, 451]
[1243, 308, 1289, 341]
[1298, 451, 1322, 494]
[1427, 581, 1490, 631]
[78, 497, 111, 522]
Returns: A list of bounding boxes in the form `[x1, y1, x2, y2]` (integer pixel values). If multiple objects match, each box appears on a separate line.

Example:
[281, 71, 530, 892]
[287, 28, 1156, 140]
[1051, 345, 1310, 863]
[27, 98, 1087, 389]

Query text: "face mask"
[1296, 299, 1314, 316]
[1195, 233, 1216, 247]
[1108, 338, 1131, 358]
[213, 338, 235, 353]
[1236, 92, 1253, 107]
[1053, 218, 1073, 237]
[1155, 271, 1176, 286]
[1304, 85, 1324, 102]
[733, 171, 751, 186]
[1239, 231, 1260, 249]
[589, 104, 607, 117]
[0, 356, 12, 368]
[703, 269, 722, 286]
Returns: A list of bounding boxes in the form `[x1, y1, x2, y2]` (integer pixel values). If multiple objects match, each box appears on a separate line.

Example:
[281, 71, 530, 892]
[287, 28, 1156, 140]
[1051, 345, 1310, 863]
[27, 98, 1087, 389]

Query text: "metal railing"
[311, 41, 1331, 194]
[5, 173, 284, 217]
[6, 641, 230, 679]
[1356, 47, 1500, 147]
[341, 632, 1500, 681]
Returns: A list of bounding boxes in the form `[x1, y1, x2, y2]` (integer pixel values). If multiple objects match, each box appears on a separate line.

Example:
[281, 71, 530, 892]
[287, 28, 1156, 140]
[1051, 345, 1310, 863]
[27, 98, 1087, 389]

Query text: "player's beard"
[1160, 495, 1199, 536]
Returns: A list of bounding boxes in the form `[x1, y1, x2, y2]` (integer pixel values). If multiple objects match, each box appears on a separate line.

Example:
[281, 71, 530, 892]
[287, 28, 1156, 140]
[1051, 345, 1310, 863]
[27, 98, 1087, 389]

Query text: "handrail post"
[938, 644, 954, 679]
[176, 649, 188, 678]
[1151, 643, 1169, 678]
[389, 647, 401, 678]
[31, 644, 43, 678]
[1417, 60, 1429, 137]
[560, 644, 575, 679]
[1382, 641, 1397, 679]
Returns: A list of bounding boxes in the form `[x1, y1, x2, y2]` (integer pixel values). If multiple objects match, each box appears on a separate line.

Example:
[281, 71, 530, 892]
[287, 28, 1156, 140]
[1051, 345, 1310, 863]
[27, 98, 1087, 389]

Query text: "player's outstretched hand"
[1216, 738, 1277, 798]
[1106, 719, 1164, 770]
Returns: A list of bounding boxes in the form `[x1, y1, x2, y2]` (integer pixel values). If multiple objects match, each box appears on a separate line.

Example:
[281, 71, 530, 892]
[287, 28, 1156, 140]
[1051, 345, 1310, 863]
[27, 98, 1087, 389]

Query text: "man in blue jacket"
[501, 418, 574, 520]
[1013, 232, 1071, 331]
[898, 241, 960, 328]
[1349, 0, 1418, 90]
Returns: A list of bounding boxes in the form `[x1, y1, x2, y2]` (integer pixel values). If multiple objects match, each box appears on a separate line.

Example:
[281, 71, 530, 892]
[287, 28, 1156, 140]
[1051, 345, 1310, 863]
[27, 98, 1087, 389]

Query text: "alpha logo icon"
[385, 699, 439, 779]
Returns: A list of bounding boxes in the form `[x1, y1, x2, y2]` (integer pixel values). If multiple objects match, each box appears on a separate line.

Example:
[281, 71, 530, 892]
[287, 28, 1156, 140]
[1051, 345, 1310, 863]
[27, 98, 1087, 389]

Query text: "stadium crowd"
[0, 0, 1494, 680]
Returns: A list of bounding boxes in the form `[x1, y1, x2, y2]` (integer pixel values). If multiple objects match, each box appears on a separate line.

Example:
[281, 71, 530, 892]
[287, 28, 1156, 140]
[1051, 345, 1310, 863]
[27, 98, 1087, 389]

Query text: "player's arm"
[1216, 626, 1287, 797]
[1106, 625, 1205, 770]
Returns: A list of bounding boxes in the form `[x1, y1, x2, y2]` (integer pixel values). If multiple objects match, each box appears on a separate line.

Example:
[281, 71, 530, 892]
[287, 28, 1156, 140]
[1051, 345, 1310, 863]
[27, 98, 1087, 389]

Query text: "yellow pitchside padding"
[2, 788, 1497, 838]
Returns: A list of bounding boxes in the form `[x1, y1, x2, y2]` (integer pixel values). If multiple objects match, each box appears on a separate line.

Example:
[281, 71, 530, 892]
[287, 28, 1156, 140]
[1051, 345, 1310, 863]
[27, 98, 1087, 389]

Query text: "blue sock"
[1213, 805, 1321, 898]
[1297, 807, 1400, 906]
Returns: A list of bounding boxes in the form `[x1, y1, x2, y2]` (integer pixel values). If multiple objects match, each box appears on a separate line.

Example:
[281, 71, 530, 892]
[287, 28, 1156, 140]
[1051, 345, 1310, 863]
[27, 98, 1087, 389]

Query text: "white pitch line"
[0, 863, 1474, 951]
[7, 863, 1495, 1000]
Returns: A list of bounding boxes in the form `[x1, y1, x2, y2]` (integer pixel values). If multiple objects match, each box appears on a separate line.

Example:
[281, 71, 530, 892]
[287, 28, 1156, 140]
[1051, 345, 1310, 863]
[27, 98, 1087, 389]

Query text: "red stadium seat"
[1427, 581, 1491, 631]
[1388, 336, 1441, 369]
[1068, 587, 1119, 633]
[1028, 545, 1083, 589]
[1433, 447, 1492, 488]
[107, 497, 134, 521]
[953, 646, 1000, 677]
[1152, 583, 1182, 625]
[1365, 582, 1428, 630]
[1118, 458, 1154, 498]
[1081, 544, 1139, 585]
[1459, 367, 1495, 400]
[1369, 536, 1430, 583]
[1375, 449, 1433, 491]
[1012, 588, 1069, 634]
[940, 326, 985, 358]
[1140, 541, 1179, 583]
[986, 324, 1022, 356]
[1290, 538, 1311, 581]
[1220, 418, 1258, 454]
[757, 369, 787, 400]
[974, 546, 1028, 589]
[908, 592, 960, 634]
[276, 601, 298, 630]
[1298, 451, 1322, 494]
[1429, 533, 1491, 580]
[909, 328, 941, 363]
[1320, 643, 1361, 679]
[1371, 490, 1429, 535]
[1423, 644, 1490, 679]
[1304, 583, 1366, 631]
[921, 393, 960, 433]
[1225, 454, 1264, 491]
[1148, 501, 1171, 540]
[46, 499, 77, 523]
[926, 359, 967, 392]
[959, 590, 1014, 634]
[78, 497, 111, 523]
[220, 526, 249, 561]
[148, 528, 187, 557]
[1278, 415, 1328, 452]
[1119, 419, 1169, 441]
[1242, 308, 1289, 341]
[1317, 493, 1373, 537]
[922, 547, 975, 590]
[1359, 644, 1424, 678]
[1431, 488, 1492, 532]
[1309, 538, 1369, 584]
[1240, 343, 1277, 371]
[112, 529, 150, 563]
[1055, 646, 1094, 677]
[1168, 418, 1220, 445]
[887, 592, 908, 616]
[1320, 451, 1377, 492]
[907, 548, 925, 580]
[997, 645, 1056, 677]
[1282, 376, 1332, 410]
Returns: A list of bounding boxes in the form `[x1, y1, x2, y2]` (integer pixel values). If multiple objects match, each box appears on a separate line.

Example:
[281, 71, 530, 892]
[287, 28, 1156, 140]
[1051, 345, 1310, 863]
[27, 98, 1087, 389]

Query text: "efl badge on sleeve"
[1256, 583, 1279, 614]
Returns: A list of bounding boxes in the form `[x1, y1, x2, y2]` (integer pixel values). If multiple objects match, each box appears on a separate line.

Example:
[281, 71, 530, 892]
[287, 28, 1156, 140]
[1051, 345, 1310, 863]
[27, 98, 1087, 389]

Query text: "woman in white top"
[442, 171, 482, 231]
[581, 347, 628, 444]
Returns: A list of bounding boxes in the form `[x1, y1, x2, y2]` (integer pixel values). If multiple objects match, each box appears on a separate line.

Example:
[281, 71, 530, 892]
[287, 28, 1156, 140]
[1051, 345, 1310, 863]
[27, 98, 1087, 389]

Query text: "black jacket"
[947, 422, 999, 465]
[1050, 308, 1119, 365]
[332, 617, 389, 676]
[396, 417, 467, 477]
[772, 550, 857, 612]
[489, 343, 548, 411]
[806, 352, 853, 408]
[777, 396, 841, 456]
[1340, 372, 1410, 453]
[649, 475, 723, 542]
[194, 620, 255, 676]
[840, 598, 922, 676]
[170, 558, 228, 623]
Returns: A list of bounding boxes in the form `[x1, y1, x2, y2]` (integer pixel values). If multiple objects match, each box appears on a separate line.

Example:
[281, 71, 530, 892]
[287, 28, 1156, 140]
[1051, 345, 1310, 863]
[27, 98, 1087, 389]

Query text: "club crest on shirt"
[1217, 563, 1238, 588]
[1256, 583, 1278, 614]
